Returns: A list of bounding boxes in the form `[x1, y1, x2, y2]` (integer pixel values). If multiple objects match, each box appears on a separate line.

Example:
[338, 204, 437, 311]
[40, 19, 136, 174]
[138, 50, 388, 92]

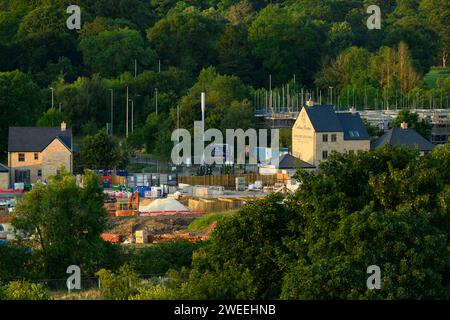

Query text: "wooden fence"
[178, 174, 278, 188]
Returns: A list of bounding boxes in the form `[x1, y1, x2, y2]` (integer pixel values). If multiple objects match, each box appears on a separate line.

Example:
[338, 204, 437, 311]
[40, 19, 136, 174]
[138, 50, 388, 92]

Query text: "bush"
[0, 244, 41, 283]
[96, 264, 140, 300]
[188, 211, 235, 231]
[4, 281, 49, 300]
[130, 240, 201, 276]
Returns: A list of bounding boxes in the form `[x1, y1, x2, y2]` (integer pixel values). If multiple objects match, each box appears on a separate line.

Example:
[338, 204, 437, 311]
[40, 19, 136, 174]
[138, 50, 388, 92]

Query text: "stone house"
[7, 122, 73, 184]
[292, 101, 370, 167]
[371, 122, 435, 154]
[0, 163, 9, 189]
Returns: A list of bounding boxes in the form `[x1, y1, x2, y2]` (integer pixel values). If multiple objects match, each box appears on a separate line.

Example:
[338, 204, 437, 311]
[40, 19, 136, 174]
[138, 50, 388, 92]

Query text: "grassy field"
[424, 67, 450, 88]
[188, 210, 237, 233]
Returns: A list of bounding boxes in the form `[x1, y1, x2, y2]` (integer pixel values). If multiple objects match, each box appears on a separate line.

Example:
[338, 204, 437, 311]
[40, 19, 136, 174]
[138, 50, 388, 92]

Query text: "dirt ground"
[106, 214, 203, 238]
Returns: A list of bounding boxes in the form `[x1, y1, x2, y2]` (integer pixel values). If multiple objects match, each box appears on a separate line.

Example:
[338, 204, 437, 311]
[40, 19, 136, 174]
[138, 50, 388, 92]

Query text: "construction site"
[99, 172, 291, 246]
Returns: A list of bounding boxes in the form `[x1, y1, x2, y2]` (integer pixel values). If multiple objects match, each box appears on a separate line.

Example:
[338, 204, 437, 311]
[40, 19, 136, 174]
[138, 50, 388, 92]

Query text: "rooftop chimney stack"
[350, 106, 356, 114]
[400, 121, 408, 129]
[306, 98, 314, 107]
[61, 121, 67, 131]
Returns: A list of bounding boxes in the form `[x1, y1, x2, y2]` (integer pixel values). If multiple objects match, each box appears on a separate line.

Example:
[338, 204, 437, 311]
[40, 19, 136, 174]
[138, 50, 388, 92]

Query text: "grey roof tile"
[277, 154, 315, 169]
[8, 127, 73, 152]
[337, 113, 370, 140]
[371, 128, 434, 151]
[0, 163, 8, 172]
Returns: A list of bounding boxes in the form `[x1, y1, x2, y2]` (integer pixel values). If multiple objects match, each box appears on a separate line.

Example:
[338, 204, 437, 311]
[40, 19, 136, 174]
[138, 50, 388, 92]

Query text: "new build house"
[7, 122, 73, 184]
[292, 101, 370, 167]
[0, 163, 9, 189]
[371, 122, 435, 154]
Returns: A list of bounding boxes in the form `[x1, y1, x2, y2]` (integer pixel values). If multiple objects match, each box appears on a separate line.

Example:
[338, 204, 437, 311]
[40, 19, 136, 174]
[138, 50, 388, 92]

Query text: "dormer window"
[18, 153, 25, 162]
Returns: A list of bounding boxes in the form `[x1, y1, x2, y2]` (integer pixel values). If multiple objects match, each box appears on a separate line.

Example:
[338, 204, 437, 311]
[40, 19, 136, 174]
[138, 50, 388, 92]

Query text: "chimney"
[61, 121, 67, 131]
[400, 121, 408, 129]
[349, 106, 356, 114]
[306, 98, 314, 107]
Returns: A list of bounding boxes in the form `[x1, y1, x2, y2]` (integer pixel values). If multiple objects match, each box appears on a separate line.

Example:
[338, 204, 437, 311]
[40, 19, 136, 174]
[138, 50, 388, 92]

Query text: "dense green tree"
[248, 4, 324, 84]
[53, 75, 109, 133]
[216, 24, 259, 84]
[13, 169, 117, 278]
[79, 28, 156, 77]
[146, 5, 224, 73]
[36, 108, 70, 127]
[281, 146, 450, 299]
[76, 131, 128, 170]
[0, 71, 43, 160]
[419, 0, 449, 68]
[171, 67, 252, 132]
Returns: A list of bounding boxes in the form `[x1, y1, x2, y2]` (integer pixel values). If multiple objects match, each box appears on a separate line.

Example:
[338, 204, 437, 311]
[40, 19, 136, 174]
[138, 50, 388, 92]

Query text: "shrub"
[96, 264, 140, 300]
[130, 240, 201, 276]
[4, 281, 49, 300]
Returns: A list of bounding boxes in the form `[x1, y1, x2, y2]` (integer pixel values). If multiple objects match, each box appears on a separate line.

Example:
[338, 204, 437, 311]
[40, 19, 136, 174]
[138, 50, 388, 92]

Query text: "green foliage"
[146, 5, 224, 73]
[362, 119, 384, 140]
[96, 264, 140, 300]
[3, 280, 49, 300]
[188, 211, 235, 231]
[248, 4, 324, 84]
[129, 240, 201, 276]
[0, 70, 43, 160]
[0, 244, 41, 283]
[36, 108, 70, 127]
[281, 146, 450, 299]
[155, 147, 450, 300]
[76, 130, 128, 170]
[79, 28, 156, 77]
[13, 169, 116, 278]
[173, 67, 253, 132]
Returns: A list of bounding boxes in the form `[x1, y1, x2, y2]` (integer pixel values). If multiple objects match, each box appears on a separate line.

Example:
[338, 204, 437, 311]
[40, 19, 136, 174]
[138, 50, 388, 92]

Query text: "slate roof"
[305, 106, 343, 132]
[0, 163, 9, 172]
[277, 154, 315, 169]
[371, 128, 435, 152]
[304, 106, 369, 140]
[336, 113, 370, 140]
[8, 127, 73, 152]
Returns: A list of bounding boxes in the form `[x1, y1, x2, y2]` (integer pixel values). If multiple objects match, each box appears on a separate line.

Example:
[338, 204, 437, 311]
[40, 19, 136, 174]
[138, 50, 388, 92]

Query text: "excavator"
[115, 190, 140, 217]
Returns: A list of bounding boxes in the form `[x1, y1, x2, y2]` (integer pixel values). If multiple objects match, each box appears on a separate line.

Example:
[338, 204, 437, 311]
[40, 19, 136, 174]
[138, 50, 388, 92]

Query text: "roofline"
[41, 136, 73, 153]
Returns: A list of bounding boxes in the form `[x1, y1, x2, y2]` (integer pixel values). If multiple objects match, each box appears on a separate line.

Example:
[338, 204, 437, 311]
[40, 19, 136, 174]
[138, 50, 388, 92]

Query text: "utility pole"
[177, 104, 180, 142]
[201, 92, 205, 166]
[329, 86, 333, 106]
[109, 89, 114, 135]
[129, 99, 134, 133]
[134, 59, 137, 78]
[269, 74, 272, 110]
[158, 60, 161, 73]
[50, 87, 54, 109]
[126, 86, 129, 138]
[155, 88, 158, 115]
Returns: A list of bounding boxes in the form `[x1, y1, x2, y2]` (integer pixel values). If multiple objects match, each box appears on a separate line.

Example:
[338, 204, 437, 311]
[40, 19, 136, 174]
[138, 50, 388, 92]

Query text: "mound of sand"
[139, 198, 190, 212]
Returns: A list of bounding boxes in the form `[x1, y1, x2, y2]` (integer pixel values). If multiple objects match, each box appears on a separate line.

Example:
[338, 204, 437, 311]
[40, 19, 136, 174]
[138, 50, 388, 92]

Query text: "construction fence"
[178, 173, 278, 189]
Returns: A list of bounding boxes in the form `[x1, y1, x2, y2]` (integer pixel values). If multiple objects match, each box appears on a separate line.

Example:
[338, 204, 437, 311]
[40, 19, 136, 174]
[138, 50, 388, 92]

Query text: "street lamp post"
[329, 87, 333, 106]
[155, 88, 158, 115]
[129, 99, 134, 133]
[50, 87, 54, 109]
[126, 86, 129, 138]
[109, 89, 114, 135]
